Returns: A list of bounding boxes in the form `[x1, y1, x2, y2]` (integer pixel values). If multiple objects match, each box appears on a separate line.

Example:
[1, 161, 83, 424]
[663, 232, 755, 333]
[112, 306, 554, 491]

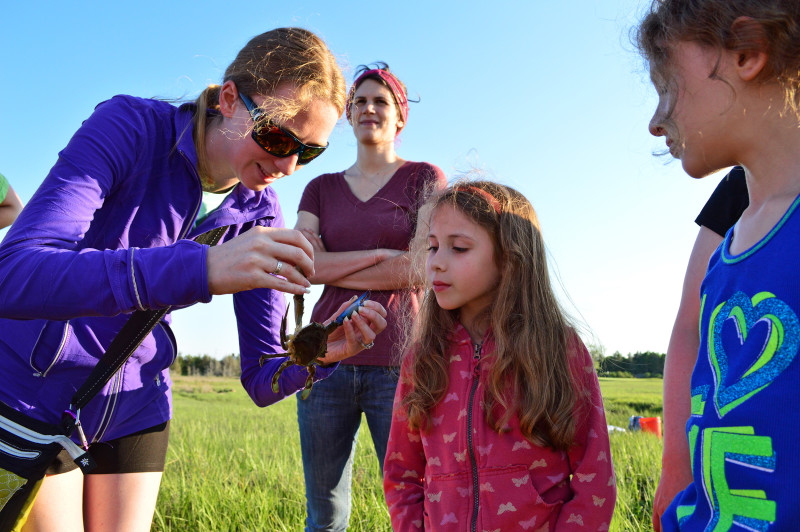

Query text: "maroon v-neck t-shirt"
[298, 161, 446, 366]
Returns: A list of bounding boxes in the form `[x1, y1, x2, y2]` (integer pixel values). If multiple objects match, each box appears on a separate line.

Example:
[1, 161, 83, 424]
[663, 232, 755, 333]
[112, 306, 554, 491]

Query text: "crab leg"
[259, 351, 288, 366]
[300, 365, 316, 400]
[293, 293, 304, 334]
[271, 358, 295, 393]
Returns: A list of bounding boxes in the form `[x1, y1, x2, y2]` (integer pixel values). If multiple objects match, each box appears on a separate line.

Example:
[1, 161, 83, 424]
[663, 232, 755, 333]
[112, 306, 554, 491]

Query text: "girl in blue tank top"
[637, 1, 800, 530]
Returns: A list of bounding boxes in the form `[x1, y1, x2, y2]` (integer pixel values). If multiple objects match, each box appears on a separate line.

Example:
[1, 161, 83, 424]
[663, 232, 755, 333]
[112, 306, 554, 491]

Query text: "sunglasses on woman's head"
[238, 92, 328, 165]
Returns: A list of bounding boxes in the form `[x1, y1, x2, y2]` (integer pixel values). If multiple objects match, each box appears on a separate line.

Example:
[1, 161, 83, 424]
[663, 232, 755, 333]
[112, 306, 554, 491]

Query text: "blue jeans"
[297, 364, 399, 532]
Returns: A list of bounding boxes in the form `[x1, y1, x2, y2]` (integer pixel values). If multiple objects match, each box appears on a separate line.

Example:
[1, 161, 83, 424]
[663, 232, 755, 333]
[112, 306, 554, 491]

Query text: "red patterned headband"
[346, 69, 409, 129]
[453, 186, 502, 214]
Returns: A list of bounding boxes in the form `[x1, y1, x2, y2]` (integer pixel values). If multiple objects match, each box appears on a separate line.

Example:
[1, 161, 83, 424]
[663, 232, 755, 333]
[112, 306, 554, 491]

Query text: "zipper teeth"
[180, 151, 203, 239]
[157, 321, 177, 368]
[31, 321, 71, 378]
[468, 342, 481, 532]
[92, 371, 122, 443]
[0, 414, 84, 460]
[130, 248, 145, 311]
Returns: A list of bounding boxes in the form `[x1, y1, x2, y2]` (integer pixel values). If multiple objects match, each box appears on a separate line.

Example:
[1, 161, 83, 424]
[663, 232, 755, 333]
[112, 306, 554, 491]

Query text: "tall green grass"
[154, 377, 664, 531]
[602, 378, 664, 531]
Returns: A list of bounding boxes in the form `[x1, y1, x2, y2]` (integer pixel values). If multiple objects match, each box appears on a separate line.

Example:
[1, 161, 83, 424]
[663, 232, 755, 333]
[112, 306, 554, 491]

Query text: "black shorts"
[46, 421, 170, 475]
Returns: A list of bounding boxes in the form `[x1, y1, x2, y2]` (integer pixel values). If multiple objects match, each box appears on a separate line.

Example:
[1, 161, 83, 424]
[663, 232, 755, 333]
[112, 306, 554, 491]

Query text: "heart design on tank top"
[707, 291, 800, 418]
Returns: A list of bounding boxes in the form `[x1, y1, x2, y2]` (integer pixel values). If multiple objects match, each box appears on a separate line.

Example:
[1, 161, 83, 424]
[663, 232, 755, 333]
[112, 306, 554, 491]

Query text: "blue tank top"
[664, 194, 800, 531]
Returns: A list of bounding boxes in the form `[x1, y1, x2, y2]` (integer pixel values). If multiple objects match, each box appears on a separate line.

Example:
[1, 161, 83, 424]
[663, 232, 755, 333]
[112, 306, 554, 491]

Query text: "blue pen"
[333, 291, 370, 325]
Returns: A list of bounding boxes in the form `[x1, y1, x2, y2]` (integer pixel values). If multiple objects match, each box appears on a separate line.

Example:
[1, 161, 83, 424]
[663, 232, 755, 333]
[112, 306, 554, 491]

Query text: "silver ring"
[359, 340, 374, 350]
[272, 260, 283, 275]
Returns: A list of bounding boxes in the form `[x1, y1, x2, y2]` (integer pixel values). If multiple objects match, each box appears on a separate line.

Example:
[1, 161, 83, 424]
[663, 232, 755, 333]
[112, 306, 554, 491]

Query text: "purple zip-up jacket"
[0, 95, 336, 443]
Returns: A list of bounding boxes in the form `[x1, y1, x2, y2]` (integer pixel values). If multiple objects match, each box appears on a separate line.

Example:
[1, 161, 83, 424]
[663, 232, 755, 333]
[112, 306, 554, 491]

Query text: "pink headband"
[453, 186, 502, 214]
[346, 69, 409, 128]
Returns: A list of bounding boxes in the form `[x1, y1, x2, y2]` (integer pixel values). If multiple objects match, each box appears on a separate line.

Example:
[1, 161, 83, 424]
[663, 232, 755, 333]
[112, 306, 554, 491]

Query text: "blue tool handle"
[333, 291, 370, 325]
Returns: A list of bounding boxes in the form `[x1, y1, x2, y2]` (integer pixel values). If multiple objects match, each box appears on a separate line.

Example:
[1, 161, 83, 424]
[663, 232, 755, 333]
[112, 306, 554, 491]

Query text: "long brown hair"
[401, 180, 579, 450]
[192, 28, 346, 185]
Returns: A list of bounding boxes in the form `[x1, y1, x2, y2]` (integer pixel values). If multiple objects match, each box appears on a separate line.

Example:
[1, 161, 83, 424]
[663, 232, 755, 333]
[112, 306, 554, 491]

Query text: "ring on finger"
[272, 260, 283, 275]
[359, 340, 374, 350]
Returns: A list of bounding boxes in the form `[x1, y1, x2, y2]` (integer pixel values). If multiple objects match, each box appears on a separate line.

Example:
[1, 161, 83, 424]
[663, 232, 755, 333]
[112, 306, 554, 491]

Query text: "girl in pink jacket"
[384, 181, 616, 531]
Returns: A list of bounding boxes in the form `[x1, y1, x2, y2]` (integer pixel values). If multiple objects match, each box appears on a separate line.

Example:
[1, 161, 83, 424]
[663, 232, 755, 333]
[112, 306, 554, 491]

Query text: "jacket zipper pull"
[473, 343, 482, 376]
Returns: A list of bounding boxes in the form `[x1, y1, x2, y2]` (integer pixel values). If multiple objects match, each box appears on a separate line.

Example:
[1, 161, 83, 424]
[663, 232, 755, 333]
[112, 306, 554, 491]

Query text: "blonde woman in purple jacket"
[0, 29, 387, 531]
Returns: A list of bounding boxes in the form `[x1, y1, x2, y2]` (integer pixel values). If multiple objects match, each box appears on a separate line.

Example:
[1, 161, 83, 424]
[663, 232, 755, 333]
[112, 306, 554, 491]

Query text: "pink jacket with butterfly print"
[383, 324, 616, 532]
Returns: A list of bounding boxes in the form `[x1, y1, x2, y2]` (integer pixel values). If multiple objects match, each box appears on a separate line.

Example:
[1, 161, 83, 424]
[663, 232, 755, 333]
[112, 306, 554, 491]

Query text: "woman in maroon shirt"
[295, 62, 446, 530]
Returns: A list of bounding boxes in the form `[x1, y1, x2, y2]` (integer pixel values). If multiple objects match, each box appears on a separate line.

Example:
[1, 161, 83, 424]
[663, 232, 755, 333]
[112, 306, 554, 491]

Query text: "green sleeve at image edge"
[0, 173, 8, 203]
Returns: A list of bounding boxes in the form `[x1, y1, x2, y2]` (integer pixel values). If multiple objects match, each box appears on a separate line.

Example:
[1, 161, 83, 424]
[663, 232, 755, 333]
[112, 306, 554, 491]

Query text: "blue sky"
[1, 1, 725, 358]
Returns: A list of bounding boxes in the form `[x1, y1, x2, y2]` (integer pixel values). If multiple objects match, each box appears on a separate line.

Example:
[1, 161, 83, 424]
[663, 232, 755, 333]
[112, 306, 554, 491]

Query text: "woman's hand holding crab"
[319, 298, 387, 364]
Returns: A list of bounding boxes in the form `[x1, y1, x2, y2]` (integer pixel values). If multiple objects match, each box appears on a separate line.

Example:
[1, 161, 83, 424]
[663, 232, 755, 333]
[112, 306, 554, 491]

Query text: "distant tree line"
[169, 346, 666, 379]
[170, 353, 241, 377]
[587, 344, 666, 378]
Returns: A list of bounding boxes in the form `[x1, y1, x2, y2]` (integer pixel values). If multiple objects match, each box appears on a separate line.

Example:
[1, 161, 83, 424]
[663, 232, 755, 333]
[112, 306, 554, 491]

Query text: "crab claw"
[281, 305, 291, 350]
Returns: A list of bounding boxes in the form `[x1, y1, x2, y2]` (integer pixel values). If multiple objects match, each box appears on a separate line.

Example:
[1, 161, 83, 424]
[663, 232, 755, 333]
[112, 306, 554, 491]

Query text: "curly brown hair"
[637, 0, 800, 117]
[400, 180, 580, 451]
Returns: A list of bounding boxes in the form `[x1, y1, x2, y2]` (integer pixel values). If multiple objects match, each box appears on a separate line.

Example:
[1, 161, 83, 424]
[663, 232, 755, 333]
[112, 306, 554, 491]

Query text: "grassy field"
[153, 376, 664, 531]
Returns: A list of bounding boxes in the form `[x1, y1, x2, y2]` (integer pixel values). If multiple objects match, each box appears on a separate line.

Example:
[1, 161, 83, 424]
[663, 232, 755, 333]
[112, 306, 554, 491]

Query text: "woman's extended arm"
[0, 97, 315, 321]
[0, 97, 212, 320]
[652, 226, 723, 531]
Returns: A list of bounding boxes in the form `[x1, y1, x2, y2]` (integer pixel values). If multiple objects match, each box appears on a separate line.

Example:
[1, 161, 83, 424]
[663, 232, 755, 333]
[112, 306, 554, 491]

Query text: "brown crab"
[259, 291, 369, 399]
